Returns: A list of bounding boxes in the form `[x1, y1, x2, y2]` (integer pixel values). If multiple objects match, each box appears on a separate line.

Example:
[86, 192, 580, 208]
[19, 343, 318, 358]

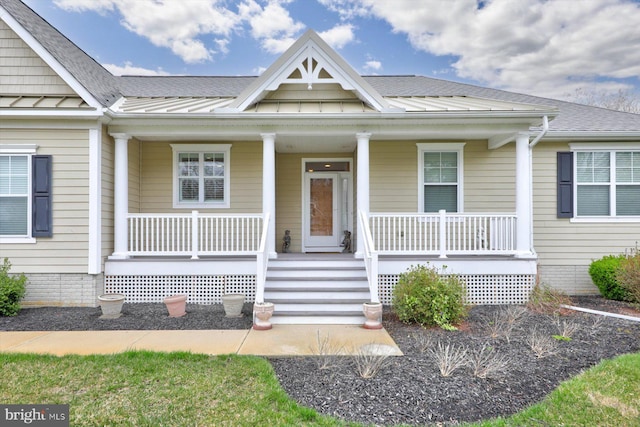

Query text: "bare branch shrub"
[553, 315, 580, 339]
[429, 341, 467, 377]
[526, 328, 558, 358]
[527, 283, 572, 315]
[589, 315, 605, 334]
[485, 305, 527, 342]
[352, 350, 390, 379]
[469, 345, 510, 379]
[412, 331, 433, 353]
[310, 331, 345, 370]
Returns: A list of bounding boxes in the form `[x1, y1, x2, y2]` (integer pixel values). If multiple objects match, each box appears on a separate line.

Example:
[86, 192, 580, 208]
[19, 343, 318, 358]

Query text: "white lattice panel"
[104, 275, 256, 304]
[378, 274, 534, 305]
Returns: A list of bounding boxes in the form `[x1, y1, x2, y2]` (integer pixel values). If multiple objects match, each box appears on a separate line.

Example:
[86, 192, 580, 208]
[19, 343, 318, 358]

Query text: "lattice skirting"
[378, 274, 535, 305]
[104, 275, 256, 304]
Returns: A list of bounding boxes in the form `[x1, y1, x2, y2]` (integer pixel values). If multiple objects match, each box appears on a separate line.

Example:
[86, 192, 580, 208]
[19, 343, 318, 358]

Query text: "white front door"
[302, 159, 352, 252]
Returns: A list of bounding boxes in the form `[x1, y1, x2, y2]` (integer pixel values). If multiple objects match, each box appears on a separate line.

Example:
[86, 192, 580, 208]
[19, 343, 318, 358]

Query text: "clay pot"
[164, 294, 187, 317]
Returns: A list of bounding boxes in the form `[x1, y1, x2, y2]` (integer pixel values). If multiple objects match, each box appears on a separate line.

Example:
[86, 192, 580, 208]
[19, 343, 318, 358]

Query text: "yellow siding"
[139, 141, 262, 213]
[533, 142, 640, 266]
[0, 21, 76, 96]
[101, 129, 114, 266]
[265, 83, 358, 101]
[369, 140, 517, 213]
[1, 129, 90, 274]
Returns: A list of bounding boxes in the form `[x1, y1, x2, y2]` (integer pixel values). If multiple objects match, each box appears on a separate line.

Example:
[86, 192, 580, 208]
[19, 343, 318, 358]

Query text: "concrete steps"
[264, 256, 370, 325]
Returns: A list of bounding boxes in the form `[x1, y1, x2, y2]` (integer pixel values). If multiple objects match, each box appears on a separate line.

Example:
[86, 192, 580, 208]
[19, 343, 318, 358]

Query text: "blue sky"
[21, 0, 640, 102]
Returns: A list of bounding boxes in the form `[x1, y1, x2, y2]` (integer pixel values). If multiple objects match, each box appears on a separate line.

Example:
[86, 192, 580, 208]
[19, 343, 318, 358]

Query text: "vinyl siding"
[101, 129, 114, 265]
[1, 129, 90, 274]
[369, 140, 517, 213]
[265, 83, 358, 101]
[139, 141, 262, 213]
[0, 20, 76, 96]
[532, 141, 640, 266]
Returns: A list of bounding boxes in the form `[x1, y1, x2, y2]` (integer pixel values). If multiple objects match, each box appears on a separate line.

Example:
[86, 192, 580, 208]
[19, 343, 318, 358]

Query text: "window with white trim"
[417, 143, 465, 213]
[0, 154, 30, 236]
[171, 144, 231, 208]
[576, 150, 640, 217]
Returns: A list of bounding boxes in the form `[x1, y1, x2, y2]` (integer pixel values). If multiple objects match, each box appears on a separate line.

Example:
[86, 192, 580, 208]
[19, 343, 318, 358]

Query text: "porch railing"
[255, 212, 271, 304]
[368, 211, 517, 256]
[358, 210, 379, 303]
[127, 211, 265, 257]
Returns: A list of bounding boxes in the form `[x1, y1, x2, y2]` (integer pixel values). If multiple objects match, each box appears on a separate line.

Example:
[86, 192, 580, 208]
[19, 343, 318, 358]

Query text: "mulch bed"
[2, 296, 640, 426]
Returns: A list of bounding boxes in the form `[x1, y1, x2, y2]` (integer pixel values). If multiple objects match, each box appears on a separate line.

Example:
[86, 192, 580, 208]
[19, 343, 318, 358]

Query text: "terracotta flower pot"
[253, 302, 275, 330]
[363, 302, 383, 329]
[98, 293, 126, 319]
[164, 294, 187, 317]
[222, 294, 244, 318]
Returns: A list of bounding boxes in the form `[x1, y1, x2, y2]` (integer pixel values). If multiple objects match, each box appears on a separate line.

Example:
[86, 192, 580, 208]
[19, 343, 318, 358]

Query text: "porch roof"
[112, 94, 551, 115]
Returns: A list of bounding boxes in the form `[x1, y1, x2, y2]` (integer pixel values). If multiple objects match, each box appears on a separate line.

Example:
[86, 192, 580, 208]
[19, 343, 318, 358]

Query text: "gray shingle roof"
[0, 0, 120, 106]
[2, 0, 639, 134]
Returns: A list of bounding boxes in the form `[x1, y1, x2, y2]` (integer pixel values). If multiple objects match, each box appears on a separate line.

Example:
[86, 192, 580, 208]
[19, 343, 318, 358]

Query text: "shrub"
[392, 264, 467, 330]
[617, 244, 640, 304]
[0, 258, 27, 316]
[589, 254, 629, 301]
[527, 283, 572, 315]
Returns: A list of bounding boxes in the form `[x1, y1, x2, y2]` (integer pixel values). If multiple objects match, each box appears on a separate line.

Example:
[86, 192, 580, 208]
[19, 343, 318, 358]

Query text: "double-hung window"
[574, 148, 640, 218]
[0, 153, 30, 237]
[171, 144, 230, 208]
[417, 143, 465, 213]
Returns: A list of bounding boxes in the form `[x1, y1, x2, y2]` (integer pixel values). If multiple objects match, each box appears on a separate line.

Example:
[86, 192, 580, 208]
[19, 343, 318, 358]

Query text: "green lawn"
[1, 351, 638, 426]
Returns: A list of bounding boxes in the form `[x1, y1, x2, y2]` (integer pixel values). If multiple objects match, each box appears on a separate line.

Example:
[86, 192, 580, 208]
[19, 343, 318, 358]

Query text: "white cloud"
[330, 0, 640, 98]
[239, 0, 305, 54]
[319, 24, 355, 49]
[103, 61, 172, 76]
[55, 0, 239, 63]
[364, 60, 381, 71]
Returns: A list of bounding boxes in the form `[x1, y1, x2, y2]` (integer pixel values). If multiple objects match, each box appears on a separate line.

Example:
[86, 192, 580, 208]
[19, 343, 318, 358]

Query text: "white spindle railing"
[369, 211, 517, 256]
[127, 212, 265, 257]
[358, 210, 379, 303]
[255, 212, 270, 304]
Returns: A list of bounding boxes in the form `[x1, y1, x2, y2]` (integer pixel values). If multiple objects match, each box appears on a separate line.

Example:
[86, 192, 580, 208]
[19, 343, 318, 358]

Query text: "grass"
[1, 351, 638, 426]
[0, 351, 355, 426]
[469, 352, 640, 427]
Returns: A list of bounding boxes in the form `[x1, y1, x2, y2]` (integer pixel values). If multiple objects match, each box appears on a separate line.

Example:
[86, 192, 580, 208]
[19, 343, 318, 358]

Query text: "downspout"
[528, 115, 549, 255]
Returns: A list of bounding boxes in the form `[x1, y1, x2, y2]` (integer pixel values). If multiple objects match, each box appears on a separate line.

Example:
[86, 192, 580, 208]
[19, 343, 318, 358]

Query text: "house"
[2, 0, 639, 325]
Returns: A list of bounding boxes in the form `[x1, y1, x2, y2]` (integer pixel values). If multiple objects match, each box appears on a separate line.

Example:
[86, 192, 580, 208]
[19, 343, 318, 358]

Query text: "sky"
[20, 0, 640, 102]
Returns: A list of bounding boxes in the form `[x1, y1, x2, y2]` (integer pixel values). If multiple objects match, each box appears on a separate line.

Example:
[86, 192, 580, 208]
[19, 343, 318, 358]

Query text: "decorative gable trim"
[0, 4, 102, 110]
[222, 30, 396, 113]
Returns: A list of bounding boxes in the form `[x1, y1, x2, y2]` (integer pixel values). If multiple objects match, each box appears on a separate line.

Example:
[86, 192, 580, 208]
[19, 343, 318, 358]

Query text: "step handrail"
[358, 210, 379, 303]
[255, 212, 270, 303]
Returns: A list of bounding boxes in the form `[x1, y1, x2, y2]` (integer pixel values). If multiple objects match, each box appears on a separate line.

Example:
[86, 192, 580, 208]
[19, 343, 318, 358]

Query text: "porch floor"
[0, 325, 402, 356]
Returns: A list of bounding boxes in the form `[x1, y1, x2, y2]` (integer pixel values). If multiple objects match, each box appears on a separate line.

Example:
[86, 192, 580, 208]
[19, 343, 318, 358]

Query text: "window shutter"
[557, 152, 573, 218]
[32, 155, 52, 237]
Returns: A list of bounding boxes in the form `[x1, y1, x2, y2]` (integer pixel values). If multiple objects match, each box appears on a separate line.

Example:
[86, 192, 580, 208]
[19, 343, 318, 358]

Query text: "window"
[0, 154, 30, 236]
[0, 144, 50, 242]
[417, 143, 465, 213]
[171, 144, 230, 208]
[574, 148, 640, 218]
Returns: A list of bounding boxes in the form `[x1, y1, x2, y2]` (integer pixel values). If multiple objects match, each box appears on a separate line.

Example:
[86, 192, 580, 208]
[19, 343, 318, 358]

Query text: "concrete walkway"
[0, 325, 403, 357]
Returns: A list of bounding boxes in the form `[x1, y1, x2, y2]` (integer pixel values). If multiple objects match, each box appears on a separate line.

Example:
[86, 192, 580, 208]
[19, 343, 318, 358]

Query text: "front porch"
[103, 211, 537, 317]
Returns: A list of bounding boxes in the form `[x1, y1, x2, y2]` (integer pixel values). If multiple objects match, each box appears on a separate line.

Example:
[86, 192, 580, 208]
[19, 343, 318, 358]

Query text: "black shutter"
[32, 155, 52, 237]
[557, 152, 573, 218]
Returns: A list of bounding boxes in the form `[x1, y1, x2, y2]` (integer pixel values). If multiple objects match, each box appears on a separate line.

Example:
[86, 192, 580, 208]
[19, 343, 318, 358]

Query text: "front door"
[303, 160, 351, 252]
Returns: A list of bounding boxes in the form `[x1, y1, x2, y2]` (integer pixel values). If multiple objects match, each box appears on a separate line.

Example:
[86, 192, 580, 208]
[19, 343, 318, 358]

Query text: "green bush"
[588, 254, 629, 301]
[617, 245, 640, 304]
[392, 264, 467, 330]
[0, 258, 27, 316]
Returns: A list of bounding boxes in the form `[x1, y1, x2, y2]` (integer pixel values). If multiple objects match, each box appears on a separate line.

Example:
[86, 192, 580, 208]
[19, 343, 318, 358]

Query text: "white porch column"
[261, 133, 277, 258]
[356, 132, 371, 258]
[110, 134, 130, 259]
[515, 132, 533, 256]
